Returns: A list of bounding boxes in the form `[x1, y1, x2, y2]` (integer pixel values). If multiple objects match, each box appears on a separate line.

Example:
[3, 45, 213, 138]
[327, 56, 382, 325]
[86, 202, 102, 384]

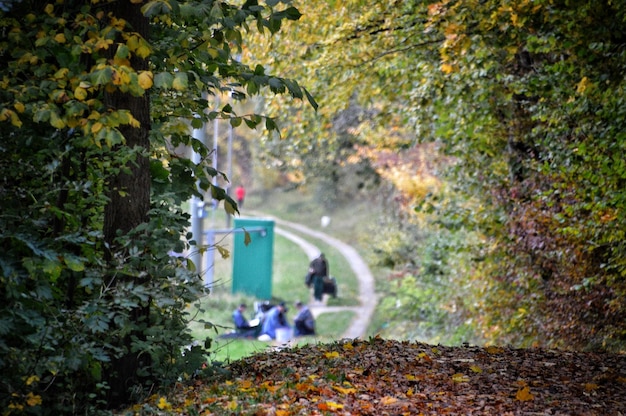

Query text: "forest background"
[1, 0, 625, 414]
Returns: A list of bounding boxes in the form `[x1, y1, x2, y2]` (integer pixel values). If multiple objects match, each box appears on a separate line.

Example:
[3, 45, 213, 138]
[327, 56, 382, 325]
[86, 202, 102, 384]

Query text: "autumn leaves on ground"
[123, 337, 626, 415]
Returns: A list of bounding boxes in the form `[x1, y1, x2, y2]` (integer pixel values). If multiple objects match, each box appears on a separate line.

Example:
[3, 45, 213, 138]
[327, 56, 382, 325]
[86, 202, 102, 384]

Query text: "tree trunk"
[101, 1, 151, 407]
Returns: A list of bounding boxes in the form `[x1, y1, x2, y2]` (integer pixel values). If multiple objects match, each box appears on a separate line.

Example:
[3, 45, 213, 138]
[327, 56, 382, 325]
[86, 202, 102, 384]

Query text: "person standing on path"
[309, 253, 328, 302]
[235, 185, 246, 209]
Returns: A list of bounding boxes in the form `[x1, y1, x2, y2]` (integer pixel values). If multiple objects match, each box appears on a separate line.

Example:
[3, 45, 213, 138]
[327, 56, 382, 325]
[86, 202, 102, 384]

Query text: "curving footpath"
[267, 216, 377, 340]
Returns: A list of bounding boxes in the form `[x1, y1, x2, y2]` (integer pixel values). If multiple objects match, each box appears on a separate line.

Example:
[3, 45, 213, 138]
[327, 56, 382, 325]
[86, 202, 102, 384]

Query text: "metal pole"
[204, 94, 220, 289]
[226, 119, 233, 228]
[190, 94, 207, 282]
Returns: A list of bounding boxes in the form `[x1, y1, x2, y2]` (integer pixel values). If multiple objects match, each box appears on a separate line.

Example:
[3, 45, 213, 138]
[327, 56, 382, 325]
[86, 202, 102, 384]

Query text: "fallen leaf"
[333, 385, 356, 395]
[584, 383, 599, 392]
[452, 373, 470, 383]
[516, 386, 534, 401]
[380, 396, 398, 405]
[470, 365, 483, 373]
[486, 346, 504, 354]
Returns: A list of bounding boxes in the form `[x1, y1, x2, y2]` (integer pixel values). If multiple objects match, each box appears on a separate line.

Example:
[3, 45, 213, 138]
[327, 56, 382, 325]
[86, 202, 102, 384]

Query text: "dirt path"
[268, 216, 377, 340]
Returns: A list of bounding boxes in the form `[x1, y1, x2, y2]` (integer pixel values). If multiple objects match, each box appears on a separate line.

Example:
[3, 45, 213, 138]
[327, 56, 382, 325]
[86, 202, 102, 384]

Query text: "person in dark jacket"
[293, 301, 315, 336]
[309, 253, 328, 302]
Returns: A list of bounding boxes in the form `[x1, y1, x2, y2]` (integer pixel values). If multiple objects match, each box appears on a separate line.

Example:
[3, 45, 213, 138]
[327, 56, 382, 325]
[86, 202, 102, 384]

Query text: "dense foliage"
[0, 0, 313, 414]
[250, 0, 626, 351]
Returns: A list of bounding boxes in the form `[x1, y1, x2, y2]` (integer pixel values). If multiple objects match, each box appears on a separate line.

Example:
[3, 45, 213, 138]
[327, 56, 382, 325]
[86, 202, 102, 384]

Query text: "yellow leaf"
[216, 244, 230, 259]
[380, 396, 398, 405]
[576, 76, 591, 94]
[239, 379, 253, 390]
[14, 102, 25, 113]
[418, 352, 432, 362]
[44, 3, 54, 15]
[226, 400, 238, 410]
[276, 410, 290, 416]
[325, 351, 340, 358]
[74, 86, 88, 101]
[113, 57, 131, 67]
[94, 37, 113, 50]
[333, 385, 356, 394]
[323, 401, 344, 410]
[54, 33, 66, 43]
[138, 71, 153, 90]
[157, 397, 171, 410]
[343, 342, 353, 350]
[54, 68, 70, 80]
[172, 73, 188, 91]
[511, 12, 519, 26]
[486, 345, 504, 354]
[25, 392, 42, 407]
[25, 375, 39, 386]
[470, 365, 483, 373]
[584, 383, 598, 392]
[440, 63, 454, 74]
[515, 386, 534, 401]
[50, 111, 65, 129]
[452, 373, 470, 383]
[136, 44, 152, 59]
[91, 122, 103, 134]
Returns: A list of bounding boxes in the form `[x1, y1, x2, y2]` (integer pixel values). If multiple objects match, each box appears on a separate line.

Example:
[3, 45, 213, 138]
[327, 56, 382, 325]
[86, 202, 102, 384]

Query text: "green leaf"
[265, 117, 277, 131]
[64, 255, 85, 272]
[91, 66, 113, 86]
[224, 197, 238, 216]
[154, 72, 173, 88]
[303, 87, 318, 111]
[43, 259, 62, 281]
[115, 44, 130, 59]
[150, 159, 170, 182]
[191, 117, 204, 129]
[142, 0, 173, 18]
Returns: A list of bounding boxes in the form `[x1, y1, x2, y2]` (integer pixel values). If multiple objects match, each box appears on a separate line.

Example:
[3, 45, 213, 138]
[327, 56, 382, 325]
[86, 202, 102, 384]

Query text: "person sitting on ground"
[293, 301, 315, 336]
[232, 303, 259, 338]
[258, 302, 290, 340]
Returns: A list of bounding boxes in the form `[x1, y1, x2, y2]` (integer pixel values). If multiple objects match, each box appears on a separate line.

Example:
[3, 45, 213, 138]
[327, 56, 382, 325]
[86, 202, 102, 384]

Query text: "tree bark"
[101, 0, 152, 407]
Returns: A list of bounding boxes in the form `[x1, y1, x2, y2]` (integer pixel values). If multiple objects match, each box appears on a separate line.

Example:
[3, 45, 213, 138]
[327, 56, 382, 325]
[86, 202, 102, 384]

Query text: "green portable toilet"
[232, 218, 275, 299]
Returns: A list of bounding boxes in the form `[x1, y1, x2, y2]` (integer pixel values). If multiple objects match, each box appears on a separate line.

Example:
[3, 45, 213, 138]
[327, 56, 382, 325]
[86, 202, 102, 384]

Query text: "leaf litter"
[123, 337, 626, 415]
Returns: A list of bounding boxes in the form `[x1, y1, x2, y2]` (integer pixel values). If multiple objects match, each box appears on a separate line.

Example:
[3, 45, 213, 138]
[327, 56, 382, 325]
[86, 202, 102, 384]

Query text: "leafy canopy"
[0, 0, 315, 413]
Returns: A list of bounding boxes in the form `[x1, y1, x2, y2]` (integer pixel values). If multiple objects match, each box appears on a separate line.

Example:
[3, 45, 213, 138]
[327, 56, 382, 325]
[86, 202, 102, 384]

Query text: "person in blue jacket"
[230, 303, 259, 338]
[293, 301, 315, 336]
[259, 302, 290, 340]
